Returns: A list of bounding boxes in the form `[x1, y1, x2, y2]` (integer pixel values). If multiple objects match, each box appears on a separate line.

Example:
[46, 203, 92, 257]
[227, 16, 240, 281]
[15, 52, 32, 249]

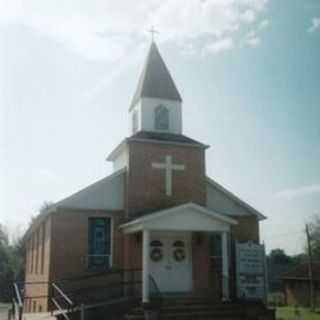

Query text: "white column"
[222, 231, 230, 301]
[142, 229, 150, 303]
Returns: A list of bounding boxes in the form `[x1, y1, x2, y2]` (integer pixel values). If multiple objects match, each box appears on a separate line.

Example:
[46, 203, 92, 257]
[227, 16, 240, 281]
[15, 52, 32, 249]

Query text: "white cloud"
[246, 35, 261, 47]
[0, 0, 270, 61]
[244, 29, 261, 47]
[241, 17, 268, 48]
[36, 168, 60, 183]
[259, 19, 270, 29]
[204, 37, 234, 54]
[276, 184, 320, 200]
[241, 9, 256, 23]
[308, 17, 320, 33]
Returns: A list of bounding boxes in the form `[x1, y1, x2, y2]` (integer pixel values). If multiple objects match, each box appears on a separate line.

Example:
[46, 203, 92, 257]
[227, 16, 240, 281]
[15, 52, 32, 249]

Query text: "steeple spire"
[149, 26, 158, 42]
[129, 42, 182, 111]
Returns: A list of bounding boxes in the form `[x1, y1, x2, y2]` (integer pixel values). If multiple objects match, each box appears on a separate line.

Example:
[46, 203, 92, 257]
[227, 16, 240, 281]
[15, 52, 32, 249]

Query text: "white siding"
[112, 146, 128, 172]
[58, 170, 125, 211]
[144, 208, 231, 232]
[206, 182, 252, 217]
[129, 101, 142, 134]
[130, 97, 182, 134]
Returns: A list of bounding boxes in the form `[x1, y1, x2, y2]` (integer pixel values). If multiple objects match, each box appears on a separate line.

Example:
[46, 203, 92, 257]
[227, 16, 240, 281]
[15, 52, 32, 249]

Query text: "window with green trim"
[88, 218, 111, 269]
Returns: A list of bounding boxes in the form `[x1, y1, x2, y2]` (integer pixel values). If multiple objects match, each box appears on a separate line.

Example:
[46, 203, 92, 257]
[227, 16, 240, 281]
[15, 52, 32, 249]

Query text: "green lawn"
[277, 307, 320, 320]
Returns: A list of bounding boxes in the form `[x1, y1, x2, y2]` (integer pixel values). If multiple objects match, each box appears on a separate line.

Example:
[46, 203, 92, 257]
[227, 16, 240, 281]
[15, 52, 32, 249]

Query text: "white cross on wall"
[152, 155, 185, 196]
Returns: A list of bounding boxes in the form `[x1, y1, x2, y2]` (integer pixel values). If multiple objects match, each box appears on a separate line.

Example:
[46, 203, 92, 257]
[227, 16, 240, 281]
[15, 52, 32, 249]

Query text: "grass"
[276, 306, 320, 320]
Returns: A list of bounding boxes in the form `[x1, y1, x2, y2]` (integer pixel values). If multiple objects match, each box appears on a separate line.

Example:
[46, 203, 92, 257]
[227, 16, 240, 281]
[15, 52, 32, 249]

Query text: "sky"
[0, 0, 319, 254]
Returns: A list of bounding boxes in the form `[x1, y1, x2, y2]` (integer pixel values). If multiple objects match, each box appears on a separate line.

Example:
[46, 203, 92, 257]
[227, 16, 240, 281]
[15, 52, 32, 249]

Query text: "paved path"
[0, 311, 9, 320]
[23, 313, 56, 320]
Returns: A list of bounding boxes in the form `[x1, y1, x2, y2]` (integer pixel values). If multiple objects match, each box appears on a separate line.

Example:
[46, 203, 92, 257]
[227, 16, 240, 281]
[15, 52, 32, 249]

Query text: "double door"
[149, 232, 192, 293]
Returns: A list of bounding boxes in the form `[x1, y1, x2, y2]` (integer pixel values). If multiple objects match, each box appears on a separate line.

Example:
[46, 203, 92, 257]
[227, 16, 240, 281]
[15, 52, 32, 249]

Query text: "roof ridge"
[128, 130, 207, 147]
[129, 42, 182, 110]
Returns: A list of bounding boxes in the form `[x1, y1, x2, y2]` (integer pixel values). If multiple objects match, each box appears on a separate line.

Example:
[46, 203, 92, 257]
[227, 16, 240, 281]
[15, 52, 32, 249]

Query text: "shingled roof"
[130, 42, 182, 110]
[129, 131, 207, 147]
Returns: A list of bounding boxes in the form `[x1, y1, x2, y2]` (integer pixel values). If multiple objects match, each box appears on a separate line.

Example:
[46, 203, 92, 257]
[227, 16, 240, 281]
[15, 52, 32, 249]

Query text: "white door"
[149, 232, 192, 293]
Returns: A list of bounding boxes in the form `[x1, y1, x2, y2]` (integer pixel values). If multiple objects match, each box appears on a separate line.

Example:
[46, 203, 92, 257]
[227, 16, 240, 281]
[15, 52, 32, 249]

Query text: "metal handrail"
[148, 274, 163, 317]
[12, 283, 23, 320]
[49, 268, 142, 320]
[13, 284, 23, 308]
[51, 297, 71, 320]
[52, 283, 74, 306]
[50, 282, 74, 320]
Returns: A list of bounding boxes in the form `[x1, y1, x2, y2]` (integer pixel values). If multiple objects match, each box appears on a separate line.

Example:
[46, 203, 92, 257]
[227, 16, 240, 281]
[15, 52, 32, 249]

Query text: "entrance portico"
[120, 202, 237, 303]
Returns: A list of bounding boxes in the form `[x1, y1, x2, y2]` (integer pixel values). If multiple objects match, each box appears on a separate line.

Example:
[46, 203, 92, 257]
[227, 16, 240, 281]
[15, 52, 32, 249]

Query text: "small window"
[154, 105, 169, 131]
[33, 301, 37, 313]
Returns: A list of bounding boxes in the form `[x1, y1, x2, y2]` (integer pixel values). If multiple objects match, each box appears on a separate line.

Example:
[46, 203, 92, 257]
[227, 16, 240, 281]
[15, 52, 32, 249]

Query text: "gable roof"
[130, 42, 182, 110]
[120, 202, 237, 233]
[280, 263, 320, 281]
[206, 176, 266, 221]
[24, 168, 126, 240]
[56, 168, 125, 211]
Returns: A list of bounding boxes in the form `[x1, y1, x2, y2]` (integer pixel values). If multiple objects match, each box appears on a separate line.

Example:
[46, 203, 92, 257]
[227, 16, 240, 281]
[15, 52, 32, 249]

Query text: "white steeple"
[129, 42, 183, 135]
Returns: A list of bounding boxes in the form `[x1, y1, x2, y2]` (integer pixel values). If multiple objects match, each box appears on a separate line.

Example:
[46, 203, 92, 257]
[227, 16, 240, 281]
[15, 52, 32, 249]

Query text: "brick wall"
[24, 217, 52, 313]
[50, 208, 125, 280]
[127, 141, 206, 217]
[231, 215, 260, 243]
[23, 209, 125, 312]
[192, 233, 212, 295]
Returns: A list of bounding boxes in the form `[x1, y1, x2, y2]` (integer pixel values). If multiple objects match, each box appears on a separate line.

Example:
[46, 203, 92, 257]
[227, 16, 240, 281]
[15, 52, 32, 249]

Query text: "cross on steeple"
[149, 26, 159, 42]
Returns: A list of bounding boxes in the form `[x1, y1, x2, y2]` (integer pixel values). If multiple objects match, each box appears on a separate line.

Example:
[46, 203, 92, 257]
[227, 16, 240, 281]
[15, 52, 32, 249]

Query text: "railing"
[50, 268, 142, 319]
[11, 283, 23, 320]
[9, 269, 142, 320]
[51, 282, 74, 320]
[149, 274, 163, 318]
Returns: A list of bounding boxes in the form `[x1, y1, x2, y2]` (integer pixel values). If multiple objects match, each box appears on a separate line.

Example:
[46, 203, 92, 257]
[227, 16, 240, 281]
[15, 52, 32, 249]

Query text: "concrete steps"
[124, 297, 247, 320]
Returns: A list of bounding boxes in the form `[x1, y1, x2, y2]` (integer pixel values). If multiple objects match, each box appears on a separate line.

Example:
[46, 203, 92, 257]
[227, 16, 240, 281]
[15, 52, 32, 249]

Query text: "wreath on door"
[173, 248, 186, 262]
[150, 248, 163, 262]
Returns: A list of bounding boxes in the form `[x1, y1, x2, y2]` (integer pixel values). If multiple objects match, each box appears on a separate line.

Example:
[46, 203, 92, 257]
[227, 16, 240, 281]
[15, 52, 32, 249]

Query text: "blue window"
[88, 218, 111, 269]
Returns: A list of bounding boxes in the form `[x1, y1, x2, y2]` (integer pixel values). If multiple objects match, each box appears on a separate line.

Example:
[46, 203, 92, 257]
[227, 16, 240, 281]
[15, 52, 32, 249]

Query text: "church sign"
[235, 241, 267, 301]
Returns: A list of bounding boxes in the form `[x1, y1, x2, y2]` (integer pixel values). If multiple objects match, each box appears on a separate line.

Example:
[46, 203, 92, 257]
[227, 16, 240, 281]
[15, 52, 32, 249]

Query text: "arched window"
[154, 105, 169, 131]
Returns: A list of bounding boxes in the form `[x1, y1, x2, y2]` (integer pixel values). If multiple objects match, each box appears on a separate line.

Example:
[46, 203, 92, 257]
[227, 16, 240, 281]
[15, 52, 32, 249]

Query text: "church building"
[23, 41, 267, 315]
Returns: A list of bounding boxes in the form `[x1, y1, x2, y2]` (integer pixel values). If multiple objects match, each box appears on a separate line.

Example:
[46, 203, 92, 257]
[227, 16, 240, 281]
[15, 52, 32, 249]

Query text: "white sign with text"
[236, 242, 267, 300]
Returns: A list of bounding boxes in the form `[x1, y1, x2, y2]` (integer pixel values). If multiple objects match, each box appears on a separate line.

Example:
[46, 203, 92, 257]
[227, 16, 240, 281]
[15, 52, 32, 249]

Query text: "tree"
[269, 249, 292, 265]
[267, 248, 296, 292]
[308, 214, 320, 260]
[0, 224, 8, 245]
[0, 202, 53, 302]
[0, 224, 14, 302]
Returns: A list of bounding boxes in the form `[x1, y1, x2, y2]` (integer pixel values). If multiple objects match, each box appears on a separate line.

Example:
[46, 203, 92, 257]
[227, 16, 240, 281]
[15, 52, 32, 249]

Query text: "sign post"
[236, 241, 267, 302]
